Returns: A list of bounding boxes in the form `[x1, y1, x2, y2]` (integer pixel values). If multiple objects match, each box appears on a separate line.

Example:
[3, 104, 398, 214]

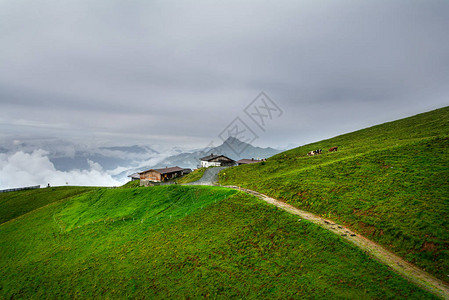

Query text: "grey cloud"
[0, 0, 448, 149]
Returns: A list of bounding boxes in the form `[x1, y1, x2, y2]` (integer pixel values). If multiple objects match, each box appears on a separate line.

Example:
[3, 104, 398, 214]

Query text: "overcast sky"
[1, 0, 448, 149]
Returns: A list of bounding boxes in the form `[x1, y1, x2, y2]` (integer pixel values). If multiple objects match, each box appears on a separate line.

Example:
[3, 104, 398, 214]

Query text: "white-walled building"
[199, 153, 235, 168]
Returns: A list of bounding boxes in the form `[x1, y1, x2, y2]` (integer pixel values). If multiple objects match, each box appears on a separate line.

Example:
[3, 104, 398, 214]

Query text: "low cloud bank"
[0, 150, 122, 190]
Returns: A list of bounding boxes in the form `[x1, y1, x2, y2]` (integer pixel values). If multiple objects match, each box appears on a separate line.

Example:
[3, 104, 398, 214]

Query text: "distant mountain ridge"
[147, 137, 281, 170]
[0, 139, 160, 172]
[50, 145, 160, 171]
[0, 136, 282, 183]
[99, 145, 159, 155]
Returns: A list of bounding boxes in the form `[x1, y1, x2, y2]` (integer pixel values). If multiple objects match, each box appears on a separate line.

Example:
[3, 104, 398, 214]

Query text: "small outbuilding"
[182, 168, 193, 174]
[139, 166, 184, 183]
[127, 173, 141, 181]
[199, 153, 235, 168]
[236, 158, 262, 165]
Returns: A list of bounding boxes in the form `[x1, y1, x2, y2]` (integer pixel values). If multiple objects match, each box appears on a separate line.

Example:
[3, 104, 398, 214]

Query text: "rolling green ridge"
[219, 106, 449, 282]
[0, 186, 95, 224]
[0, 185, 434, 298]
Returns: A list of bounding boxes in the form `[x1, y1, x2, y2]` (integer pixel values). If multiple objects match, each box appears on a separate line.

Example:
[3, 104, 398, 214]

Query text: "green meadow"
[219, 106, 449, 282]
[121, 179, 141, 188]
[0, 185, 434, 298]
[176, 167, 207, 184]
[0, 186, 95, 225]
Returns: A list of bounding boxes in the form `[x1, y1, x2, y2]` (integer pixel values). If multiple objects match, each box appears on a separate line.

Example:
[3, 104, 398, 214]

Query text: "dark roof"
[127, 172, 140, 179]
[199, 154, 234, 162]
[139, 166, 183, 175]
[237, 159, 262, 164]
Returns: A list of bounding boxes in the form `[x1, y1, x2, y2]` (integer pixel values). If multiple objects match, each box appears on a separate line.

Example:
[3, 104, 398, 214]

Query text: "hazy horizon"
[1, 0, 449, 188]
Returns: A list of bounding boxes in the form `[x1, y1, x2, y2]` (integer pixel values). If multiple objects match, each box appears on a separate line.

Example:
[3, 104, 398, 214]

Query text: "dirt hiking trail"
[223, 185, 449, 299]
[182, 168, 449, 298]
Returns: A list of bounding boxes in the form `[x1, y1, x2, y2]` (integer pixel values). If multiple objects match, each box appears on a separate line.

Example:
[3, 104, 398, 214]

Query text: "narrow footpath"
[225, 185, 449, 299]
[183, 168, 449, 299]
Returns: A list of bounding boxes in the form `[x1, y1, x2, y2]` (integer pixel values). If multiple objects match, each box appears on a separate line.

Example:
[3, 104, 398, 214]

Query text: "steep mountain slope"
[0, 186, 434, 298]
[219, 106, 449, 282]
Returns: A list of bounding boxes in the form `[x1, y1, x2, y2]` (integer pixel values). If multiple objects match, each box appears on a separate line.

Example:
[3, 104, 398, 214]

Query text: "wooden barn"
[139, 166, 184, 182]
[200, 153, 235, 168]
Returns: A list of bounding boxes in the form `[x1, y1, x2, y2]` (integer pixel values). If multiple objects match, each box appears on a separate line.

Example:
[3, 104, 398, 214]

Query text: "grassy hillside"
[175, 167, 206, 184]
[219, 106, 449, 282]
[0, 186, 95, 224]
[0, 185, 434, 298]
[121, 179, 140, 188]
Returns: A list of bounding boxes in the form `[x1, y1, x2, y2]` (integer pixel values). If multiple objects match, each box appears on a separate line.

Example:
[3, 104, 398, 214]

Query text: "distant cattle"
[307, 149, 322, 156]
[329, 146, 338, 152]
